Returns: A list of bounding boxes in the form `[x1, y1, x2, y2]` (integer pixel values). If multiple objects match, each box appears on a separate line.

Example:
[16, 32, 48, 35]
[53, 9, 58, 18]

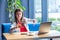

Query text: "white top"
[10, 17, 37, 33]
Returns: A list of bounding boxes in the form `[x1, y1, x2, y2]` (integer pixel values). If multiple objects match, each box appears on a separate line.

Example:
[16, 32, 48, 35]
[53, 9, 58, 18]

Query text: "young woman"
[10, 9, 37, 33]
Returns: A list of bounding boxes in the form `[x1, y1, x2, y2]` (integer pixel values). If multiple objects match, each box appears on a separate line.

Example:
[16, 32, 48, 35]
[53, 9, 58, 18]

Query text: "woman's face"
[16, 11, 22, 20]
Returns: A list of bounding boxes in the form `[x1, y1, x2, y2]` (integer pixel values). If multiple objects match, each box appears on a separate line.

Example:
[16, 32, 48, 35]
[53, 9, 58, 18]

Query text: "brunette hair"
[14, 9, 23, 23]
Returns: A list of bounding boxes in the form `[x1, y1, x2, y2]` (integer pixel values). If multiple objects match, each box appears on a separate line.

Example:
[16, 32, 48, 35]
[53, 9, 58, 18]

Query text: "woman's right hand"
[16, 23, 20, 28]
[16, 23, 22, 28]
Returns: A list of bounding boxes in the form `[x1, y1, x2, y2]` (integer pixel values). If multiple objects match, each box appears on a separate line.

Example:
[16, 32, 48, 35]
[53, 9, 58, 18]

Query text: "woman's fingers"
[33, 19, 37, 23]
[16, 23, 22, 28]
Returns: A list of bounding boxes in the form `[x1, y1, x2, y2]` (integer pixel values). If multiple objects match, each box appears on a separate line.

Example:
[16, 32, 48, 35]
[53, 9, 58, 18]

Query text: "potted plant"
[7, 0, 26, 23]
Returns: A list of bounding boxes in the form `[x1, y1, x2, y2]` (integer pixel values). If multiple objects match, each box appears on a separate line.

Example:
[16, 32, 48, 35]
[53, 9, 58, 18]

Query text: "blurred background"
[1, 0, 60, 40]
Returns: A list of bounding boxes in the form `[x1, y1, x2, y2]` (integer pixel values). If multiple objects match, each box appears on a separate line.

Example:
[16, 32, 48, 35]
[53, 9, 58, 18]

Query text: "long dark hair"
[14, 9, 23, 23]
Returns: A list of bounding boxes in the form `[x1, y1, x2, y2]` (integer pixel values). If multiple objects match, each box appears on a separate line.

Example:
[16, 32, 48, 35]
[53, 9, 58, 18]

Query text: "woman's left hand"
[33, 19, 37, 23]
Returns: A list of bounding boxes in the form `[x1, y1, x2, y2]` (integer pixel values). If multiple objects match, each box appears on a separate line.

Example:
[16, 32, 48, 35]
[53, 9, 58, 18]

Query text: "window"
[48, 0, 60, 31]
[34, 0, 42, 23]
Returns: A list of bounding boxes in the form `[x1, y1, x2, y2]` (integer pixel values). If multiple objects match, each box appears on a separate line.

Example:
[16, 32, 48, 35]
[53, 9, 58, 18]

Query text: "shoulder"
[23, 17, 28, 21]
[22, 17, 28, 24]
[23, 17, 28, 19]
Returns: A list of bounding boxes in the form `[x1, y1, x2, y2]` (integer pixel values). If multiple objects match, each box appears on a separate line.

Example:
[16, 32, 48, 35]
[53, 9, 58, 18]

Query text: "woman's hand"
[10, 23, 22, 33]
[16, 23, 22, 28]
[33, 19, 37, 23]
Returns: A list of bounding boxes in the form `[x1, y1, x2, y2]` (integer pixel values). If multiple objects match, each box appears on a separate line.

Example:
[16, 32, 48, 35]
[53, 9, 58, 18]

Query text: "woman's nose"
[19, 15, 21, 17]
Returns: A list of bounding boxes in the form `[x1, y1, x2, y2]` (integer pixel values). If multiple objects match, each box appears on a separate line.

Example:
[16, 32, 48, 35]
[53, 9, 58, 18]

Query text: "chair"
[28, 23, 40, 31]
[2, 23, 11, 40]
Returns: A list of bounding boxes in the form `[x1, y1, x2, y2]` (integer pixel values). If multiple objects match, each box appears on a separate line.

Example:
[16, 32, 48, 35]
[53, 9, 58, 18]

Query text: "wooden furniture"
[3, 30, 60, 40]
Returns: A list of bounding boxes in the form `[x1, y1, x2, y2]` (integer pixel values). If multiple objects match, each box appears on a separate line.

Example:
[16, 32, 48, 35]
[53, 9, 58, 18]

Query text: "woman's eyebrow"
[17, 13, 21, 14]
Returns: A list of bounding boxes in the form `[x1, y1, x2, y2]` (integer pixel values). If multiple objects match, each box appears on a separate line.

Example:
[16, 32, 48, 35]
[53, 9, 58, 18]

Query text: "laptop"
[28, 22, 52, 35]
[38, 22, 52, 35]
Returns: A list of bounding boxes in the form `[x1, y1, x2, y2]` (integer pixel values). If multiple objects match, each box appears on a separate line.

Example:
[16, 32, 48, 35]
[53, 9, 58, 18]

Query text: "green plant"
[7, 0, 26, 23]
[57, 18, 60, 21]
[48, 18, 56, 22]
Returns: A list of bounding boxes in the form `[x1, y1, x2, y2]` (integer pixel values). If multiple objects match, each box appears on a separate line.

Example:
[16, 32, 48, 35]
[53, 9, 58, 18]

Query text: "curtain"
[21, 0, 34, 19]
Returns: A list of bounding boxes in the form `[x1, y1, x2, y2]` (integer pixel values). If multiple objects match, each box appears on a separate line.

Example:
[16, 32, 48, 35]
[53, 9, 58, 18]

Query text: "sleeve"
[10, 22, 16, 29]
[23, 17, 37, 23]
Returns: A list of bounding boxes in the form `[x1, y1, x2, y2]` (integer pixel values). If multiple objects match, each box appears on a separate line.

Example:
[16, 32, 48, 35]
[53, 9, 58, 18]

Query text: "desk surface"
[3, 30, 60, 40]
